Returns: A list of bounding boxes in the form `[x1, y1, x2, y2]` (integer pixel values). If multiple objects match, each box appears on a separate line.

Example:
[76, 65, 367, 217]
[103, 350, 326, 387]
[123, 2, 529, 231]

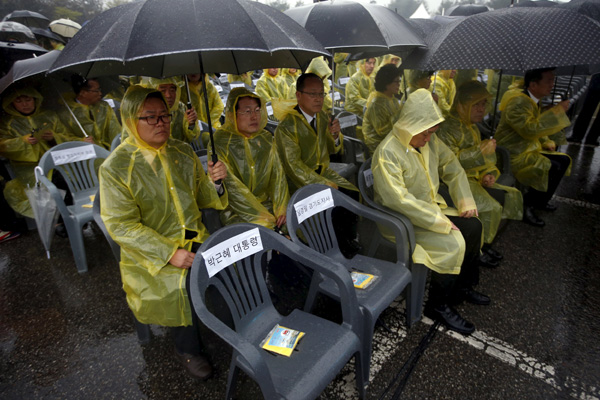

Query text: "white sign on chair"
[202, 227, 264, 277]
[293, 188, 334, 224]
[51, 145, 96, 166]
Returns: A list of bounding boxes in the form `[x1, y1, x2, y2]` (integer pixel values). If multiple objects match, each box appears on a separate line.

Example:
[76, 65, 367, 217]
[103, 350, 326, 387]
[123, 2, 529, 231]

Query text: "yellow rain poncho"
[495, 89, 571, 192]
[58, 91, 121, 150]
[99, 86, 227, 327]
[362, 91, 402, 154]
[437, 82, 523, 244]
[372, 89, 477, 274]
[333, 52, 350, 86]
[281, 68, 301, 89]
[255, 69, 287, 102]
[213, 88, 289, 229]
[433, 70, 457, 116]
[344, 59, 375, 117]
[0, 87, 72, 218]
[274, 98, 356, 193]
[179, 75, 224, 129]
[287, 57, 333, 112]
[144, 77, 200, 143]
[227, 72, 253, 87]
[404, 69, 433, 97]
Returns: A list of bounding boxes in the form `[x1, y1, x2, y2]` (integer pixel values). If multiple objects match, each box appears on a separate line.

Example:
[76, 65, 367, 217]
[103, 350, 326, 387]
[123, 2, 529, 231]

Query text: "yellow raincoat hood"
[305, 57, 332, 79]
[222, 87, 268, 136]
[144, 77, 182, 113]
[393, 89, 444, 147]
[2, 86, 43, 118]
[453, 81, 492, 125]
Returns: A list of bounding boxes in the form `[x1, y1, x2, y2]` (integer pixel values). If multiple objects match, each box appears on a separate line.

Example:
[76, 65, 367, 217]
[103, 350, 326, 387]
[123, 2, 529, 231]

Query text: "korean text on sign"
[202, 227, 263, 277]
[293, 188, 335, 224]
[51, 145, 97, 166]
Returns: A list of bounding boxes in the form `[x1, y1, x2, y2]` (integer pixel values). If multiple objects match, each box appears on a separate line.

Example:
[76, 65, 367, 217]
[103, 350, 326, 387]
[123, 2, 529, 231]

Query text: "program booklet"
[351, 271, 377, 289]
[261, 325, 305, 357]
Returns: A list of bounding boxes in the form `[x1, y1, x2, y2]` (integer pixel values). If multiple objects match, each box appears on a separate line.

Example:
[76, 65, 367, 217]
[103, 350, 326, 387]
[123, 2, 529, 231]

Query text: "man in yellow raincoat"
[438, 81, 523, 266]
[255, 68, 287, 102]
[495, 68, 571, 227]
[286, 57, 333, 113]
[433, 69, 457, 116]
[180, 73, 224, 147]
[0, 86, 73, 218]
[344, 58, 376, 118]
[362, 64, 403, 154]
[403, 69, 435, 98]
[227, 71, 253, 87]
[99, 86, 228, 380]
[58, 76, 121, 150]
[213, 87, 289, 231]
[144, 77, 200, 143]
[372, 89, 488, 335]
[333, 52, 350, 88]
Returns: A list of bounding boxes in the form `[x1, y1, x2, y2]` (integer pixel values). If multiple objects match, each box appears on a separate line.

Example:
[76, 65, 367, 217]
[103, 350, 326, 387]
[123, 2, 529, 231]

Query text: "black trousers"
[428, 215, 483, 307]
[171, 270, 204, 356]
[524, 153, 570, 208]
[484, 186, 506, 206]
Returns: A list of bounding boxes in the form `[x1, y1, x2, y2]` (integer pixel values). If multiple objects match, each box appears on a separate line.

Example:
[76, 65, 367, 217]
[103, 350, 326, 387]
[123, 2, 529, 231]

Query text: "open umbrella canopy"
[408, 18, 441, 39]
[31, 27, 65, 44]
[0, 41, 47, 77]
[0, 50, 61, 94]
[446, 4, 490, 16]
[513, 0, 558, 7]
[49, 0, 329, 78]
[284, 0, 425, 58]
[0, 21, 37, 44]
[557, 0, 600, 22]
[49, 19, 81, 39]
[402, 7, 600, 71]
[3, 10, 50, 29]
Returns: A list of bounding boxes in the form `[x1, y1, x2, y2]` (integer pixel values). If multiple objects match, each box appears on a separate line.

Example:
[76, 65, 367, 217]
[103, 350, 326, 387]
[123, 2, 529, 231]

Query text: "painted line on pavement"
[553, 195, 600, 210]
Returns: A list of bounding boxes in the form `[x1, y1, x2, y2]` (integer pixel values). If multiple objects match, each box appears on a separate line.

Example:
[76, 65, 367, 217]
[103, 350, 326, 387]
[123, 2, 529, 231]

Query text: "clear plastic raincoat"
[437, 83, 523, 244]
[281, 68, 301, 89]
[57, 92, 121, 150]
[495, 90, 571, 192]
[179, 75, 224, 130]
[362, 91, 402, 154]
[99, 86, 227, 327]
[287, 57, 333, 112]
[213, 88, 289, 229]
[144, 77, 200, 143]
[344, 59, 375, 117]
[433, 70, 457, 116]
[255, 69, 287, 102]
[333, 52, 350, 86]
[0, 87, 72, 218]
[274, 99, 356, 193]
[372, 89, 477, 274]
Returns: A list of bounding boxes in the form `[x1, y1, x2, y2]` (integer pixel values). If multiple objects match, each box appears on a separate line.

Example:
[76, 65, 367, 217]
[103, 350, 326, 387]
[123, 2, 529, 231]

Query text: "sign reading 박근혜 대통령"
[202, 227, 264, 277]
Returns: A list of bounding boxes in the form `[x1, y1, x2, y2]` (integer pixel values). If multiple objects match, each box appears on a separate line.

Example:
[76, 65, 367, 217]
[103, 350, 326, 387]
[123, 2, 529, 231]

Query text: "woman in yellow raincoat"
[495, 68, 571, 225]
[437, 81, 523, 262]
[362, 64, 403, 154]
[432, 69, 457, 116]
[143, 77, 200, 143]
[255, 68, 287, 102]
[372, 89, 486, 335]
[0, 87, 73, 218]
[344, 58, 376, 118]
[286, 57, 333, 112]
[213, 88, 289, 231]
[403, 69, 434, 97]
[58, 77, 121, 150]
[99, 86, 227, 379]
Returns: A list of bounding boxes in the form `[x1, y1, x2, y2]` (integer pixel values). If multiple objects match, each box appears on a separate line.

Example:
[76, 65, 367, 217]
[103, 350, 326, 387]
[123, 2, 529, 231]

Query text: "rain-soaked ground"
[1, 141, 599, 400]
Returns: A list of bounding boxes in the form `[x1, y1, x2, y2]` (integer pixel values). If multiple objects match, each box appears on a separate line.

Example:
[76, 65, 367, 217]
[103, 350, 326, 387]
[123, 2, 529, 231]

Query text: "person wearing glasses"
[212, 87, 289, 231]
[58, 76, 121, 150]
[99, 86, 227, 380]
[362, 64, 404, 154]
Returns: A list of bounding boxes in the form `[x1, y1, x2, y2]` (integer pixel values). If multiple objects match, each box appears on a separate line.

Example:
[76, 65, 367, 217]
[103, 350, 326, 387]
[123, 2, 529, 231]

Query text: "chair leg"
[65, 219, 89, 274]
[406, 263, 428, 328]
[361, 313, 375, 387]
[354, 351, 367, 400]
[133, 315, 151, 345]
[225, 363, 240, 400]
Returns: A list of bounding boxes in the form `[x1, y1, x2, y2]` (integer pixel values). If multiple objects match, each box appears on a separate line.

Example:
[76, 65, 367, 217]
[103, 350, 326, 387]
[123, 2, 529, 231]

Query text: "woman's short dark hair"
[234, 95, 260, 112]
[296, 73, 323, 92]
[71, 75, 97, 95]
[375, 64, 403, 92]
[145, 91, 168, 109]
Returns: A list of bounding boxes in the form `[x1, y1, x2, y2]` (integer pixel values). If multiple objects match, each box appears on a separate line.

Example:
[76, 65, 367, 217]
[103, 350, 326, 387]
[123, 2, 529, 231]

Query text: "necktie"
[310, 117, 316, 133]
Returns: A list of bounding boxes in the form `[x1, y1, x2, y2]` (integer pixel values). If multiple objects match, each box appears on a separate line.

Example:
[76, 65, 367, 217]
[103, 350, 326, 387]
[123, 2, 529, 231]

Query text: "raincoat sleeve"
[269, 148, 290, 218]
[195, 157, 228, 211]
[373, 149, 453, 234]
[435, 137, 477, 213]
[177, 103, 201, 142]
[505, 96, 571, 140]
[208, 84, 224, 127]
[99, 164, 180, 277]
[437, 118, 497, 173]
[105, 106, 122, 144]
[255, 78, 272, 102]
[0, 124, 39, 162]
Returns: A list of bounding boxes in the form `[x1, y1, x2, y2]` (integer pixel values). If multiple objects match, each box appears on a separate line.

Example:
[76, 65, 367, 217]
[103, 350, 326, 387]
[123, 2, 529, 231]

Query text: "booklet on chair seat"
[351, 271, 377, 289]
[261, 325, 305, 357]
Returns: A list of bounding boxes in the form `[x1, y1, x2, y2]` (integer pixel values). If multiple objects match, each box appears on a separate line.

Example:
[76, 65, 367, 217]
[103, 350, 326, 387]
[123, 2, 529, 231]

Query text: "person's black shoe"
[537, 202, 557, 212]
[523, 207, 545, 227]
[55, 223, 68, 238]
[424, 304, 475, 335]
[460, 288, 491, 305]
[173, 347, 213, 380]
[484, 247, 503, 261]
[479, 252, 499, 268]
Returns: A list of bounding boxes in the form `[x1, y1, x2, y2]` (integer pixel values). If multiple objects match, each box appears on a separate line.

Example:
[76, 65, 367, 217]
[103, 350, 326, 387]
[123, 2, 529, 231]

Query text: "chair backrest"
[358, 159, 416, 252]
[110, 133, 121, 151]
[92, 192, 120, 262]
[189, 134, 205, 155]
[334, 111, 359, 139]
[37, 142, 110, 199]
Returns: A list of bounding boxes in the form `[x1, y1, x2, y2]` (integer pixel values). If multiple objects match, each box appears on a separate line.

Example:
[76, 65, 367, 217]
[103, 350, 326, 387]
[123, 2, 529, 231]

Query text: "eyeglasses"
[84, 88, 102, 94]
[237, 107, 262, 117]
[299, 91, 326, 99]
[138, 114, 172, 125]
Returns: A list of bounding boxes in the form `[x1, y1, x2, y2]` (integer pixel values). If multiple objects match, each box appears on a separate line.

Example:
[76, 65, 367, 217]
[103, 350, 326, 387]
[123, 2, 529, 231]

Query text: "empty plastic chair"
[189, 223, 367, 399]
[286, 184, 415, 385]
[36, 142, 110, 274]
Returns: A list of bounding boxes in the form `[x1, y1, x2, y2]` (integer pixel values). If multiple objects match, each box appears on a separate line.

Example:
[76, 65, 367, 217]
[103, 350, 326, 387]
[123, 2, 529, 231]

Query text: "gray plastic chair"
[110, 133, 121, 151]
[357, 159, 427, 328]
[286, 184, 414, 386]
[495, 145, 516, 187]
[189, 223, 366, 400]
[36, 142, 110, 274]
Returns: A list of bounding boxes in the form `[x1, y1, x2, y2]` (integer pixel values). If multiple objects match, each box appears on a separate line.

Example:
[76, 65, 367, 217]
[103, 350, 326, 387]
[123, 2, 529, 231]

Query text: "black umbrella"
[402, 7, 600, 71]
[408, 18, 441, 39]
[2, 10, 50, 29]
[513, 0, 558, 7]
[30, 27, 66, 45]
[49, 0, 330, 173]
[0, 21, 37, 44]
[0, 41, 47, 77]
[557, 0, 600, 22]
[0, 50, 61, 94]
[446, 4, 490, 16]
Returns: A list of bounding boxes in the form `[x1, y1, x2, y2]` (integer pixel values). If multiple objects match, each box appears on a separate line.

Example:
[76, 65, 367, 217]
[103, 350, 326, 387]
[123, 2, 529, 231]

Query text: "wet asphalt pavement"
[1, 142, 599, 400]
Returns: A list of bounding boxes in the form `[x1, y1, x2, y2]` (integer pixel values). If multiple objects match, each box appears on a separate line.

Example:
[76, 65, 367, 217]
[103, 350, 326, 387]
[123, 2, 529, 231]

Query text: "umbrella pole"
[199, 57, 222, 185]
[184, 75, 194, 130]
[552, 76, 557, 105]
[490, 69, 503, 138]
[330, 52, 336, 118]
[432, 71, 438, 94]
[54, 85, 88, 137]
[564, 66, 576, 100]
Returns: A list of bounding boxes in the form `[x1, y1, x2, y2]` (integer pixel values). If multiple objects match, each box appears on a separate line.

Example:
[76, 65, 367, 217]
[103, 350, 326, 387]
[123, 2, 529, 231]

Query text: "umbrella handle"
[34, 166, 44, 186]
